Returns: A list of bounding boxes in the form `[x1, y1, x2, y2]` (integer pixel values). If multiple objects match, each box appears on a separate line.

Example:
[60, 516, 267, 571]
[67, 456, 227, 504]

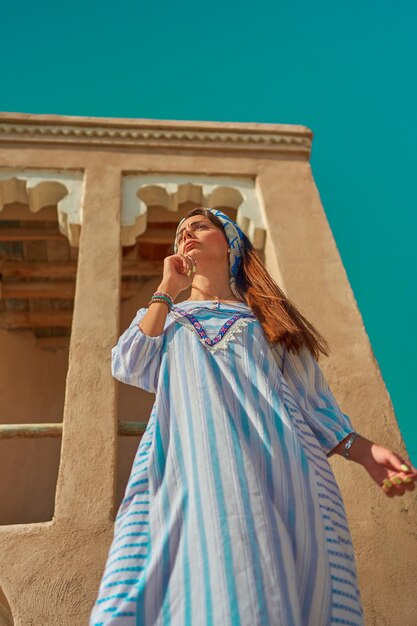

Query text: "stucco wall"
[0, 112, 415, 625]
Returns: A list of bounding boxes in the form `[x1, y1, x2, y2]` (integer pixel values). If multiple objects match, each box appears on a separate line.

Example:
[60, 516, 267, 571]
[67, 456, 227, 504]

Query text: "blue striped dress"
[90, 299, 365, 626]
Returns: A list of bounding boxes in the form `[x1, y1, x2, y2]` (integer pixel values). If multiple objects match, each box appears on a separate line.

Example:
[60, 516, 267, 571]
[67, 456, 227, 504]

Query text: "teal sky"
[1, 1, 416, 461]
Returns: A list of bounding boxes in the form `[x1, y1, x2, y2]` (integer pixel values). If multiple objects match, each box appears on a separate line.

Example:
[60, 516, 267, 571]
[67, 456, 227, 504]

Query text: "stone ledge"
[0, 111, 312, 156]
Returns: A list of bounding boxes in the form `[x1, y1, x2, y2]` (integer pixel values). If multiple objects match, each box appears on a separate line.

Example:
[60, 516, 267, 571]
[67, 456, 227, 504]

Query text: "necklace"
[190, 284, 238, 309]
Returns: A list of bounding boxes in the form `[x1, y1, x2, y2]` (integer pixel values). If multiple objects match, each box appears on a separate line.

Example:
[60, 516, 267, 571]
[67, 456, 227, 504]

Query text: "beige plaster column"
[0, 166, 122, 625]
[54, 165, 121, 524]
[257, 161, 417, 626]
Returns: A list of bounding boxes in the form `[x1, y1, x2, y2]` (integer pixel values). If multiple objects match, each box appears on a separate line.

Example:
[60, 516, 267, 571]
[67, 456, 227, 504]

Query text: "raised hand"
[160, 252, 198, 299]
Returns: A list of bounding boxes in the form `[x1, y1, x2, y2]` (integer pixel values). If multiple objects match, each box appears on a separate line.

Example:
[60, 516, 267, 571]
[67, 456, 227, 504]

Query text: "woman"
[90, 207, 417, 626]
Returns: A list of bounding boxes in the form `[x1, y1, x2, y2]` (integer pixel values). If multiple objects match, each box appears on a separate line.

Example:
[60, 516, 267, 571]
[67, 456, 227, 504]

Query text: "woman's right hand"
[158, 253, 197, 299]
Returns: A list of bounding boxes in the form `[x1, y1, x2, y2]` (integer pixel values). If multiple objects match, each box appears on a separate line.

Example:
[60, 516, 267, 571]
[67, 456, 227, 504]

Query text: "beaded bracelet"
[343, 432, 359, 459]
[153, 291, 174, 308]
[148, 298, 171, 311]
[149, 296, 172, 310]
[154, 291, 173, 302]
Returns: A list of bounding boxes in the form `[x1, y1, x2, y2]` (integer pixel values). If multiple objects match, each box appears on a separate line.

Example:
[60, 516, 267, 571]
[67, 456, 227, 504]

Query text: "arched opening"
[0, 190, 79, 523]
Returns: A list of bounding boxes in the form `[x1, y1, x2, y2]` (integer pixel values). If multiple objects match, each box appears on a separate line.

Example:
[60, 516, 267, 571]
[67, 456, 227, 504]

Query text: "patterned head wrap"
[173, 208, 246, 301]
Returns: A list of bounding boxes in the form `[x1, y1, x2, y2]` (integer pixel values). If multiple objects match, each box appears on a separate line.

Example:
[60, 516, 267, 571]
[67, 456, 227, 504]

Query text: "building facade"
[0, 111, 415, 625]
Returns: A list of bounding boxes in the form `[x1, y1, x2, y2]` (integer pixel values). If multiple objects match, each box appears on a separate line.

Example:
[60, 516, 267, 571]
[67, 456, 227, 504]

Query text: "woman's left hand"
[359, 441, 417, 497]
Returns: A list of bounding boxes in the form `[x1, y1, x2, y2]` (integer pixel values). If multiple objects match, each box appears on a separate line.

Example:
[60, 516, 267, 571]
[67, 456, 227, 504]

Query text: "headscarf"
[173, 208, 246, 301]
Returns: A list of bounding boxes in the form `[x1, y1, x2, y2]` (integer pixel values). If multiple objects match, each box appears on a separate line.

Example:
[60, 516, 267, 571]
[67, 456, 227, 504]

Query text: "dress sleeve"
[111, 307, 171, 393]
[281, 344, 356, 457]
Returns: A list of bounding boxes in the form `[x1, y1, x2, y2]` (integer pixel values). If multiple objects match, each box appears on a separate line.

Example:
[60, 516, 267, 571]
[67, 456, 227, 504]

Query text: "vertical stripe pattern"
[90, 300, 364, 626]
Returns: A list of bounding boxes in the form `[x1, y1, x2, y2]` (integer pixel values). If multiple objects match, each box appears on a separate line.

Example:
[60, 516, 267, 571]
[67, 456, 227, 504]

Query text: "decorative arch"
[121, 174, 266, 249]
[0, 169, 84, 246]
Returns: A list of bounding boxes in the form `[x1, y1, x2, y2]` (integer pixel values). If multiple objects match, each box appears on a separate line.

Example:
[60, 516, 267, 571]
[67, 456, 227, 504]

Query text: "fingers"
[381, 453, 417, 498]
[395, 463, 417, 486]
[179, 253, 197, 276]
[382, 485, 396, 498]
[405, 461, 417, 473]
[181, 254, 191, 276]
[391, 455, 417, 477]
[381, 474, 416, 497]
[167, 253, 196, 281]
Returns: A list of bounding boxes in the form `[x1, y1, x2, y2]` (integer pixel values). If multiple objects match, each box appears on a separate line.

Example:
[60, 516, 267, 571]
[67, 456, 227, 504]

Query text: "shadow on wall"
[0, 586, 13, 626]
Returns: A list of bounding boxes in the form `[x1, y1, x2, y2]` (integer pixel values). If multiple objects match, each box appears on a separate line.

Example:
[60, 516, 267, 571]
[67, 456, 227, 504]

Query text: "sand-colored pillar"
[54, 165, 121, 524]
[257, 160, 417, 625]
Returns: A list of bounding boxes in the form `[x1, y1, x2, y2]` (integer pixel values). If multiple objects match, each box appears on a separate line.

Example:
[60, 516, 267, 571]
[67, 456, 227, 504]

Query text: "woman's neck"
[188, 283, 240, 302]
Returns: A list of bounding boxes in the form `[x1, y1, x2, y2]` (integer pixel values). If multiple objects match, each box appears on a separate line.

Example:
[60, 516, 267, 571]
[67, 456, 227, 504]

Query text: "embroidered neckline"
[171, 306, 257, 352]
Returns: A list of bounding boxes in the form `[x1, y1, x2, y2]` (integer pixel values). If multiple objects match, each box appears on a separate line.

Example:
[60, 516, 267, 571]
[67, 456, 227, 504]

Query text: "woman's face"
[176, 216, 229, 264]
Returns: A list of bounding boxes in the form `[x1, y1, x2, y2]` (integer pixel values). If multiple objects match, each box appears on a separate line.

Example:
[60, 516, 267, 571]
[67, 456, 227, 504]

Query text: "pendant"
[212, 298, 221, 309]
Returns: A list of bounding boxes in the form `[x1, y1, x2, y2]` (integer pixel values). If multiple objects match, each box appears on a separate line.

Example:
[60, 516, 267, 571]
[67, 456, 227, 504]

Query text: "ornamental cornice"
[0, 113, 312, 157]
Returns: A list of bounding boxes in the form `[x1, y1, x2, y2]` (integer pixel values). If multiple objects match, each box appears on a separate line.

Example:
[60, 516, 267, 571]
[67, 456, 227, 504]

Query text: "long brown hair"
[178, 207, 330, 360]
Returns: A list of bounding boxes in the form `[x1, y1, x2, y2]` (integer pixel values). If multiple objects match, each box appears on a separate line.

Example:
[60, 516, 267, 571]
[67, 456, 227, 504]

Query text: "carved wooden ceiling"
[0, 203, 180, 349]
